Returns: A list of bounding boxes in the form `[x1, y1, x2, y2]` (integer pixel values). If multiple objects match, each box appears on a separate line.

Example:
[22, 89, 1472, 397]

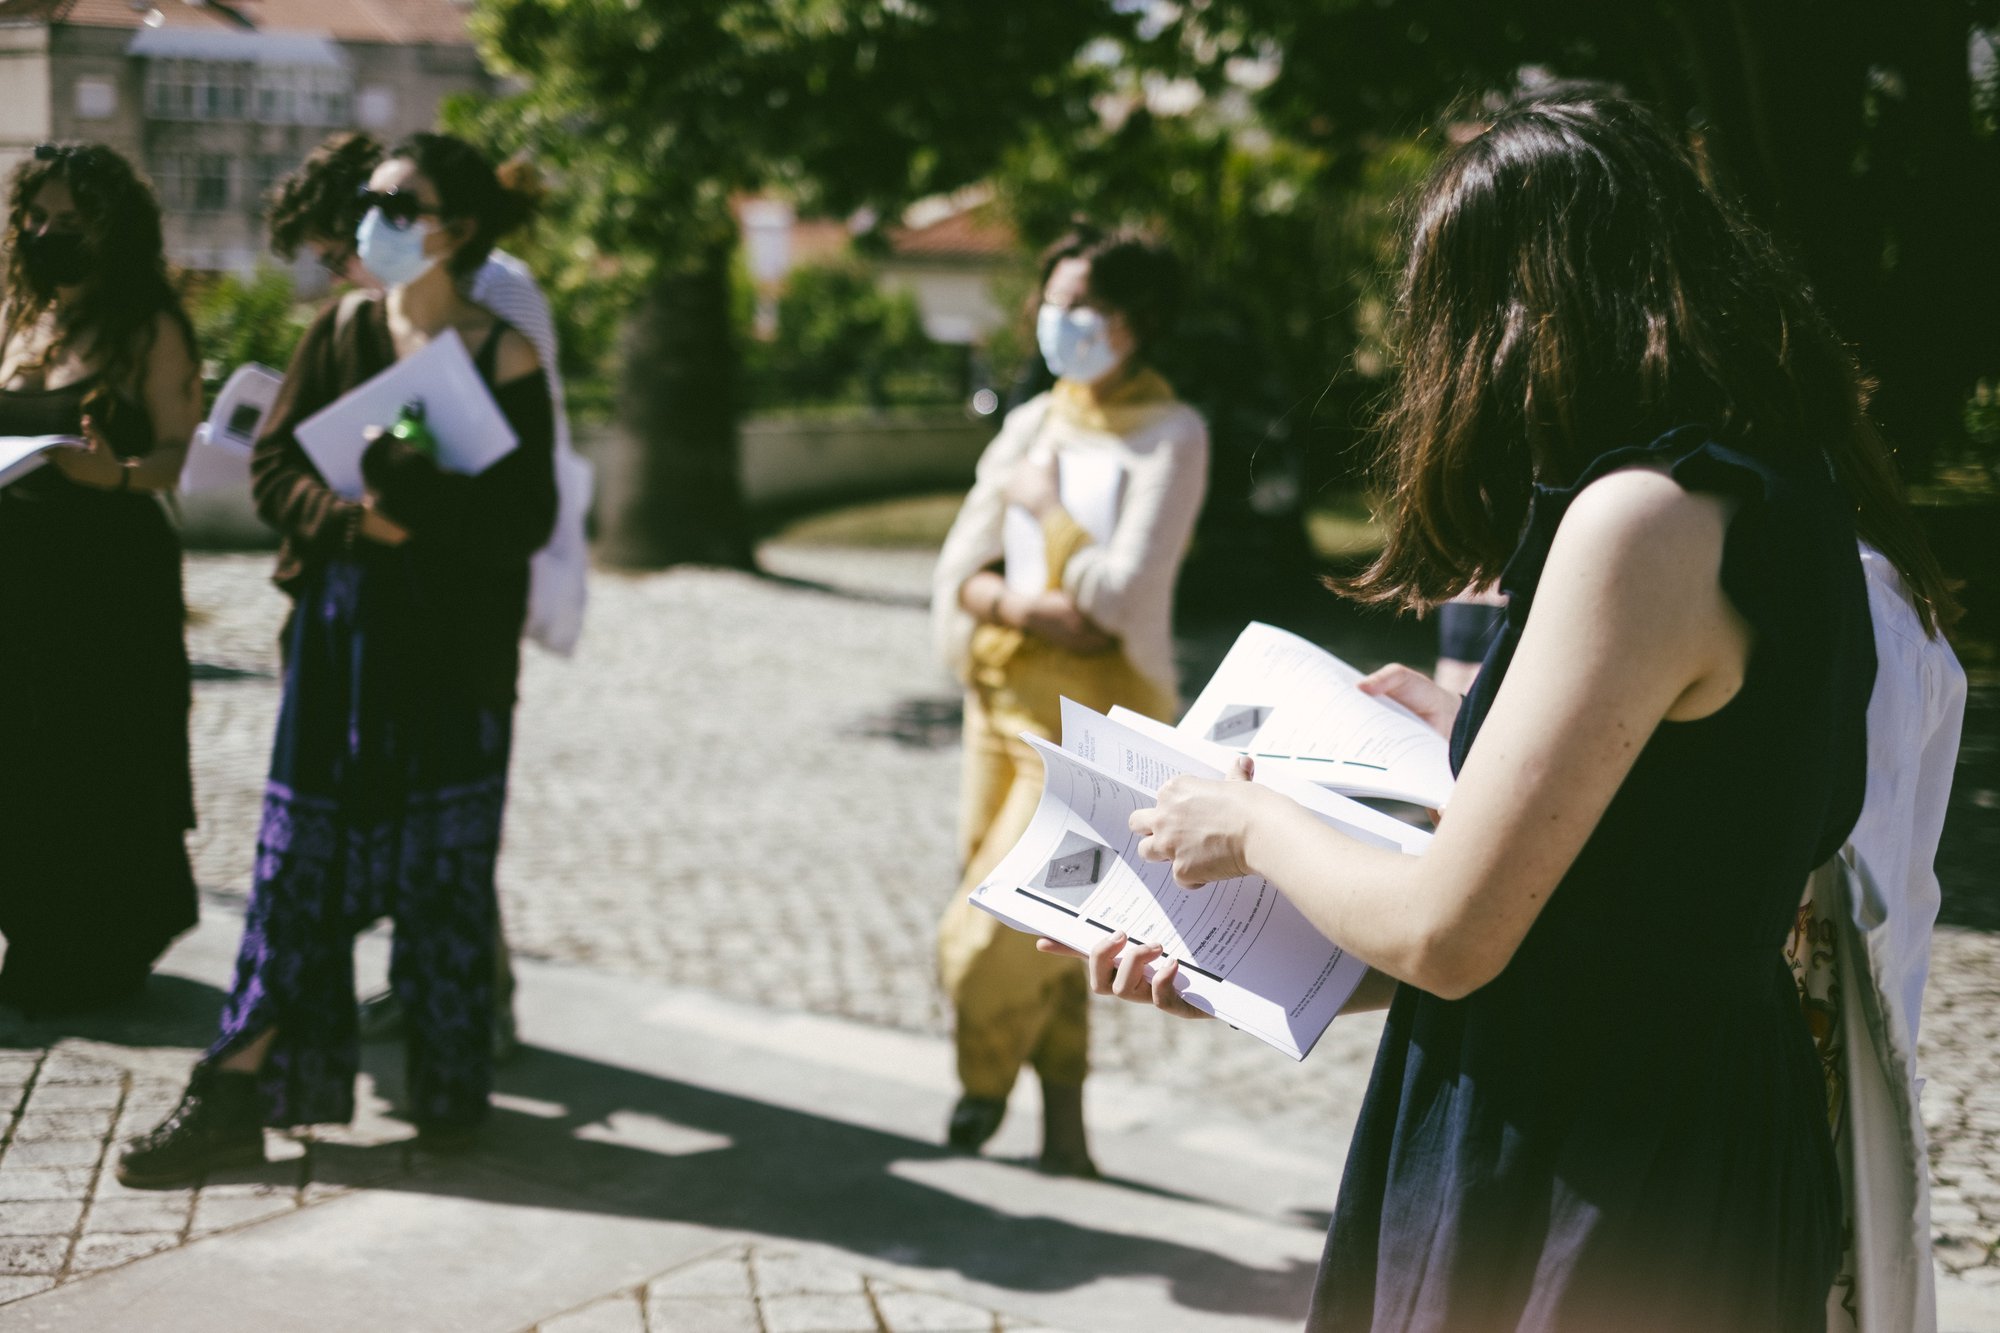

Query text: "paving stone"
[189, 1191, 297, 1236]
[69, 1230, 178, 1273]
[0, 1234, 69, 1275]
[0, 1199, 85, 1237]
[0, 1274, 56, 1303]
[0, 1138, 105, 1170]
[645, 1253, 754, 1301]
[9, 1111, 115, 1142]
[761, 1292, 882, 1333]
[646, 1298, 762, 1333]
[539, 1294, 647, 1333]
[0, 1167, 96, 1201]
[874, 1288, 1003, 1332]
[83, 1194, 192, 1234]
[21, 1082, 122, 1112]
[753, 1250, 868, 1297]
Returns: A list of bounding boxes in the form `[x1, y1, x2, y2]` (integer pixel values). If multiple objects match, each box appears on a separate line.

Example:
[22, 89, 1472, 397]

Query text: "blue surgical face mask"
[354, 207, 435, 288]
[1036, 302, 1121, 383]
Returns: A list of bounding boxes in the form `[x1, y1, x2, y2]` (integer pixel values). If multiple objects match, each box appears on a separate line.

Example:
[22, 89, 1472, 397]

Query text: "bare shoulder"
[494, 327, 541, 384]
[1550, 465, 1732, 579]
[147, 309, 196, 365]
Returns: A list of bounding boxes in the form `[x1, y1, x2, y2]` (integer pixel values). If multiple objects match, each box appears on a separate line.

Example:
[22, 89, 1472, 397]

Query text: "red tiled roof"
[885, 202, 1017, 262]
[1, 0, 474, 46]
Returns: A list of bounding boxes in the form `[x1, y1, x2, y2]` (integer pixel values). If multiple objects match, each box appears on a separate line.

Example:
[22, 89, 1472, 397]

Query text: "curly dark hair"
[266, 131, 383, 261]
[1, 142, 194, 401]
[386, 132, 541, 280]
[1344, 89, 1956, 633]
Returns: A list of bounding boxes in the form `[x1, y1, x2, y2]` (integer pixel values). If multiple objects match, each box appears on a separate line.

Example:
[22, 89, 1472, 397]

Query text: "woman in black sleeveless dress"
[0, 144, 202, 1016]
[1064, 93, 1959, 1331]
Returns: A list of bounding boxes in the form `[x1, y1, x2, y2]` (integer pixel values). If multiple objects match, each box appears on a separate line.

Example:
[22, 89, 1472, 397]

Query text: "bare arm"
[55, 312, 201, 491]
[1126, 468, 1751, 1001]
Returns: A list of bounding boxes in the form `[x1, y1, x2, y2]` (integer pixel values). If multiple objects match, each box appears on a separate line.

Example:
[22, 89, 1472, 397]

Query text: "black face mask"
[19, 230, 91, 289]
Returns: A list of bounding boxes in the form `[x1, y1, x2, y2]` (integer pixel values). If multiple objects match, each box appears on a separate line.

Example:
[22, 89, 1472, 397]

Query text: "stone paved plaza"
[0, 543, 1995, 1320]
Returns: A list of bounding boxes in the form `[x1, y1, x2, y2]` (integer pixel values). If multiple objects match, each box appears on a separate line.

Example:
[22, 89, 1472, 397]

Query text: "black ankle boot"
[946, 1094, 1007, 1152]
[116, 1065, 265, 1188]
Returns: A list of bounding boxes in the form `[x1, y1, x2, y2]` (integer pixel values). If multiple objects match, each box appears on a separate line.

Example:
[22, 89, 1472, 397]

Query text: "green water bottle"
[387, 399, 438, 459]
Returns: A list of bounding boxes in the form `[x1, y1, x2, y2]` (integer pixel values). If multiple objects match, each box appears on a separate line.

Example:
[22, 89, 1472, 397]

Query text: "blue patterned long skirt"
[207, 554, 509, 1130]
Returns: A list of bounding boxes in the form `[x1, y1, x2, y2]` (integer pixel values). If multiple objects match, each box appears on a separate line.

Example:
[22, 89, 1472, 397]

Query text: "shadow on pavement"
[342, 1039, 1320, 1321]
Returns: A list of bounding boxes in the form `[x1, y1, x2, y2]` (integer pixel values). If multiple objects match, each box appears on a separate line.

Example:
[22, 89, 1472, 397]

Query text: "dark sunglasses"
[356, 187, 442, 230]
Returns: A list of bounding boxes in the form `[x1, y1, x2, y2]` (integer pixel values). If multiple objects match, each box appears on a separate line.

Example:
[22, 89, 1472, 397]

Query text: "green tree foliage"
[740, 260, 963, 411]
[188, 268, 310, 388]
[1175, 0, 2000, 476]
[451, 0, 1121, 566]
[995, 48, 1434, 581]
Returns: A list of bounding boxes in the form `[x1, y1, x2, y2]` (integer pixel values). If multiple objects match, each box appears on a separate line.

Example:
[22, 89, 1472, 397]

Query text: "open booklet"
[1179, 621, 1456, 809]
[968, 697, 1430, 1060]
[1002, 450, 1124, 595]
[293, 328, 517, 499]
[0, 434, 84, 489]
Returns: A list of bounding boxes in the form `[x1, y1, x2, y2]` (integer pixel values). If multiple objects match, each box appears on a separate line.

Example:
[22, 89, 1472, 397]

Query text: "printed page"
[0, 435, 83, 490]
[970, 702, 1396, 1059]
[1103, 704, 1432, 856]
[1002, 451, 1126, 595]
[1178, 621, 1456, 809]
[294, 329, 518, 498]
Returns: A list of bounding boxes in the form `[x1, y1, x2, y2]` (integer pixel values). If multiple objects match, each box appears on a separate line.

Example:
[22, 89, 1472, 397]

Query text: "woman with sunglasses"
[119, 132, 555, 1184]
[0, 143, 202, 1016]
[1064, 90, 1957, 1330]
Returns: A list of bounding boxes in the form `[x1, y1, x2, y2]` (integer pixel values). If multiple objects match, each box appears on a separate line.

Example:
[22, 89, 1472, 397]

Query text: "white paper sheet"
[181, 362, 284, 495]
[293, 329, 517, 499]
[968, 699, 1425, 1060]
[1178, 621, 1457, 809]
[1003, 450, 1126, 595]
[0, 434, 83, 490]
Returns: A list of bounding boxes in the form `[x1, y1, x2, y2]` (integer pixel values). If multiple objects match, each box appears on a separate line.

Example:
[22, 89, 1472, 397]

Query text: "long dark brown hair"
[1, 143, 193, 401]
[1346, 90, 1958, 635]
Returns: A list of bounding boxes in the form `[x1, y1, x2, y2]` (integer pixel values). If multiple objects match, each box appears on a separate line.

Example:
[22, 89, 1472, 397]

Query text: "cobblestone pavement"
[527, 1245, 1071, 1333]
[4, 543, 1993, 1306]
[0, 1043, 419, 1301]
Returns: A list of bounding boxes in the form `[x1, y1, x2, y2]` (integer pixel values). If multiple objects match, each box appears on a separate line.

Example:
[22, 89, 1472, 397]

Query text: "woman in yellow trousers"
[931, 227, 1207, 1175]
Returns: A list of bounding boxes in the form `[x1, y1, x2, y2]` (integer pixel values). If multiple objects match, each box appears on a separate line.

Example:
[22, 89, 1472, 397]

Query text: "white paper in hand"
[293, 329, 517, 499]
[0, 435, 84, 489]
[1003, 450, 1126, 595]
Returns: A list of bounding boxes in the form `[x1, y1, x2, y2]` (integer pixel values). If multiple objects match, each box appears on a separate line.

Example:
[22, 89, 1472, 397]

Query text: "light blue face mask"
[354, 207, 436, 289]
[1036, 302, 1121, 383]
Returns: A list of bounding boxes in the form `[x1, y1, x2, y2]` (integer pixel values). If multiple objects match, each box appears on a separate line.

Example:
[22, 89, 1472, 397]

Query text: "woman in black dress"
[0, 144, 202, 1016]
[1059, 92, 1957, 1330]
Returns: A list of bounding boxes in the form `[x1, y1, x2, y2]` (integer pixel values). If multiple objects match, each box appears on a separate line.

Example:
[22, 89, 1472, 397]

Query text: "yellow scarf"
[1048, 365, 1180, 436]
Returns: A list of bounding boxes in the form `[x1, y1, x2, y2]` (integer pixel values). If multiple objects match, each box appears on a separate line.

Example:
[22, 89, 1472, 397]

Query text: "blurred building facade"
[0, 0, 491, 283]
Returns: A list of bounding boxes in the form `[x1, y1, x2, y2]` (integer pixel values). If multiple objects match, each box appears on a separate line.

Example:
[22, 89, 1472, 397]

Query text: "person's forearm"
[128, 445, 188, 491]
[1244, 798, 1476, 998]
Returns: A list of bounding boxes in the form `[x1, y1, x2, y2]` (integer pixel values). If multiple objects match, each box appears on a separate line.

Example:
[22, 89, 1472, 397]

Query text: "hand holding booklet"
[969, 696, 1431, 1060]
[293, 329, 516, 499]
[0, 434, 84, 489]
[968, 620, 1462, 1058]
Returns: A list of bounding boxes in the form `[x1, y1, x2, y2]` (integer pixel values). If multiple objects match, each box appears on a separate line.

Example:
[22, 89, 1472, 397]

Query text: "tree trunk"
[595, 242, 756, 569]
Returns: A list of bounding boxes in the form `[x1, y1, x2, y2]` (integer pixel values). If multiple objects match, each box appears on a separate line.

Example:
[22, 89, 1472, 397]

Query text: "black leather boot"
[116, 1065, 265, 1188]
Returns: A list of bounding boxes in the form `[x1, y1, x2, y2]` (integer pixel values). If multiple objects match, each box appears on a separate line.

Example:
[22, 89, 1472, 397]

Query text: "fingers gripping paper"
[969, 698, 1430, 1060]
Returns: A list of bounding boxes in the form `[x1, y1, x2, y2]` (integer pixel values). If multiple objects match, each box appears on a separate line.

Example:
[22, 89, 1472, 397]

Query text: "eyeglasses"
[356, 187, 441, 230]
